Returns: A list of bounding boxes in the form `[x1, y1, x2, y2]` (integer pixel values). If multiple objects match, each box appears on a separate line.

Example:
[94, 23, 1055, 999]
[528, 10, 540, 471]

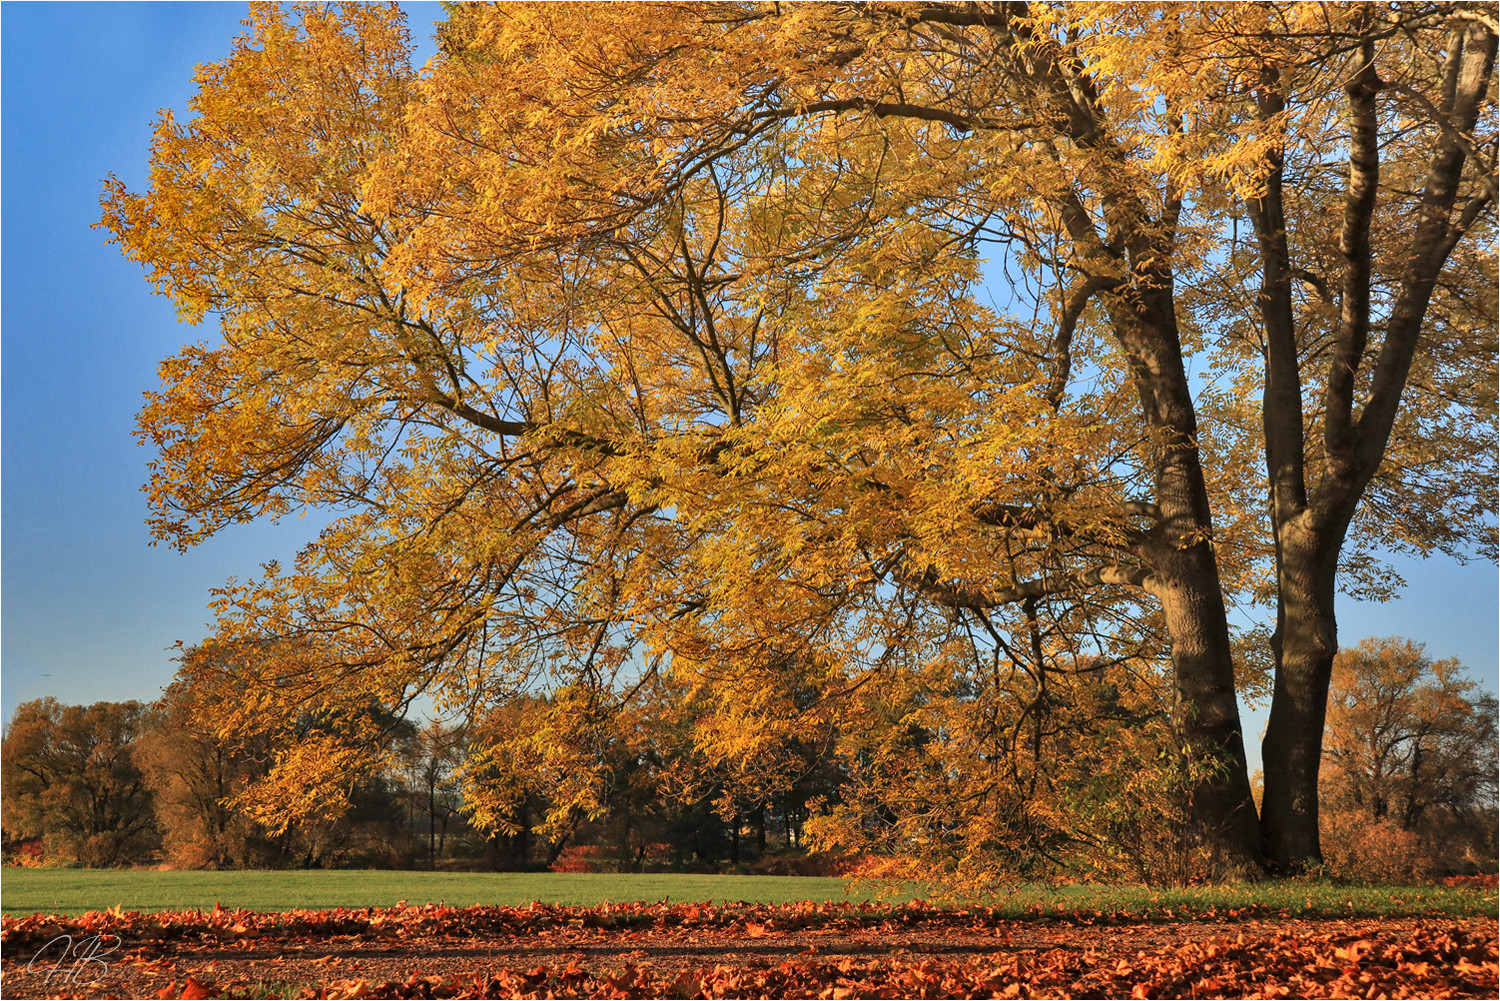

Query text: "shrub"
[1, 838, 47, 868]
[1320, 810, 1439, 883]
[1442, 874, 1499, 890]
[549, 844, 614, 873]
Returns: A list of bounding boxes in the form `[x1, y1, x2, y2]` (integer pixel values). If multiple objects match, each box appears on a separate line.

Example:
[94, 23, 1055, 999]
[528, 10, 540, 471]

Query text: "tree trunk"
[545, 811, 580, 867]
[428, 784, 437, 868]
[1249, 18, 1496, 873]
[1128, 300, 1263, 871]
[1259, 520, 1341, 869]
[513, 795, 532, 867]
[1150, 542, 1263, 869]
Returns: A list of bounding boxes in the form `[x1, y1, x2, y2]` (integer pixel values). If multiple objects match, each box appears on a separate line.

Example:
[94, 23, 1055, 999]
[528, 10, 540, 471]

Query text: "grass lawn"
[0, 870, 877, 916]
[2, 869, 1492, 919]
[1006, 880, 1496, 920]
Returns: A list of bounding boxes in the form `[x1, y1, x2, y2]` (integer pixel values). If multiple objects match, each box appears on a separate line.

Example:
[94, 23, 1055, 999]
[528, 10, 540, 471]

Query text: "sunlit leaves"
[99, 2, 1494, 868]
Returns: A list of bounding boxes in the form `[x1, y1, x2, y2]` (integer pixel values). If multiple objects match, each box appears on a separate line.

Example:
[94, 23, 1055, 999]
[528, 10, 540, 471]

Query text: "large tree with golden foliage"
[103, 2, 1495, 875]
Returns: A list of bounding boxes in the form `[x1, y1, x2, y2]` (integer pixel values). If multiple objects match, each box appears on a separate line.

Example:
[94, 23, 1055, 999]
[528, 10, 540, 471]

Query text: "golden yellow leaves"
[235, 734, 371, 836]
[98, 0, 1498, 864]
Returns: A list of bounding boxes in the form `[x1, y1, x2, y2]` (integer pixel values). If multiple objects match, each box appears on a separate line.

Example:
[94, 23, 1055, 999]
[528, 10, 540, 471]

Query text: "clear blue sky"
[2, 4, 1496, 766]
[1, 1, 441, 719]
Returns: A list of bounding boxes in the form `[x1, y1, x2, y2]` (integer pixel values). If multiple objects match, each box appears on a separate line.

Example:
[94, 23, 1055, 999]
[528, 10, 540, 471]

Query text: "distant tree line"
[3, 636, 1494, 882]
[0, 674, 843, 874]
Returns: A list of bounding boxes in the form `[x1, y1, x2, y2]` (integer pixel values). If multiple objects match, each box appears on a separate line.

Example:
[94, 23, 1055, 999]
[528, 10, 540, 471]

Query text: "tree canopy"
[1, 698, 158, 866]
[1322, 637, 1497, 841]
[103, 1, 1496, 877]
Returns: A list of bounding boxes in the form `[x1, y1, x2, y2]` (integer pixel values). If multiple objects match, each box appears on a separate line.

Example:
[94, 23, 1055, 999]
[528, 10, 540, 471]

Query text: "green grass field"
[1009, 880, 1496, 920]
[0, 870, 874, 916]
[2, 869, 1492, 919]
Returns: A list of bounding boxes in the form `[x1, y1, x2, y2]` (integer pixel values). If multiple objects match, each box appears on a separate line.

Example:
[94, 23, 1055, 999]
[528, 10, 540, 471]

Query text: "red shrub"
[1, 838, 46, 868]
[548, 845, 613, 874]
[1443, 874, 1499, 890]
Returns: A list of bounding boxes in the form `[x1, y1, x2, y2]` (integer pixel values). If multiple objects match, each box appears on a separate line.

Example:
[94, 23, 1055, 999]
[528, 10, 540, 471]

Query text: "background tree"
[161, 638, 419, 868]
[135, 675, 270, 869]
[396, 720, 468, 868]
[1, 699, 159, 866]
[101, 2, 1496, 878]
[463, 679, 722, 871]
[1320, 636, 1498, 878]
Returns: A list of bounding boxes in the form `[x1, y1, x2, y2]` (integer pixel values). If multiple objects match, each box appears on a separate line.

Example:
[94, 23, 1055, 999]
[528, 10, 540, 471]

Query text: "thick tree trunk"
[1152, 549, 1263, 869]
[1259, 521, 1341, 869]
[1130, 302, 1263, 871]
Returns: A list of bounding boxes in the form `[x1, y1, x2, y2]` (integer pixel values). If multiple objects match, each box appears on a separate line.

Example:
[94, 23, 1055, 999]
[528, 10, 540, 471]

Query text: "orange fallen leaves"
[155, 976, 212, 1000]
[2, 901, 1495, 999]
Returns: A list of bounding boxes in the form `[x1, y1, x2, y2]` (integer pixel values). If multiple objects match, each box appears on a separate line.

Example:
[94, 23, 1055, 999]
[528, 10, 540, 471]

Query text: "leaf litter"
[2, 899, 1495, 998]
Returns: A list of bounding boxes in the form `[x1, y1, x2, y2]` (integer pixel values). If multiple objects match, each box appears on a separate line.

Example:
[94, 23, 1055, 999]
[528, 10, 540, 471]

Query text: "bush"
[1442, 874, 1499, 890]
[1, 838, 47, 868]
[1319, 810, 1439, 883]
[549, 844, 614, 873]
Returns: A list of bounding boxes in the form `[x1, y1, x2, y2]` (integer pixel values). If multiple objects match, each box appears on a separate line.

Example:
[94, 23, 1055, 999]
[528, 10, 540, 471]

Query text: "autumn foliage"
[1318, 637, 1498, 882]
[0, 699, 157, 867]
[95, 0, 1498, 880]
[4, 899, 1498, 1000]
[7, 630, 1495, 885]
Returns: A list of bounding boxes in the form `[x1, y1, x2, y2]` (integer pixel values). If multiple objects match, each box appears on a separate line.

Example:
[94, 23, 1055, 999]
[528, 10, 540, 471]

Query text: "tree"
[154, 638, 419, 868]
[458, 653, 844, 872]
[102, 2, 1496, 875]
[1321, 636, 1498, 873]
[396, 720, 468, 868]
[135, 677, 269, 869]
[1, 699, 159, 866]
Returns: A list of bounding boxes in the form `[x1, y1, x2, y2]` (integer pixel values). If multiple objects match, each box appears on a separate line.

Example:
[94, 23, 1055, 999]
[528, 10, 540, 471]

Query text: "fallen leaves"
[2, 901, 1495, 999]
[156, 977, 212, 1000]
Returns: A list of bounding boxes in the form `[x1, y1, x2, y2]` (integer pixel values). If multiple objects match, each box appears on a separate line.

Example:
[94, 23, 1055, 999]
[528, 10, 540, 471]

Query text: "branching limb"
[1045, 276, 1120, 408]
[894, 560, 1153, 611]
[1323, 30, 1381, 468]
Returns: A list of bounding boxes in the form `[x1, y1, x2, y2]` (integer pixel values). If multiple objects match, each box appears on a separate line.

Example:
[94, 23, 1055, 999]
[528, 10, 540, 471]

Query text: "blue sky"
[2, 3, 1496, 763]
[1, 1, 440, 719]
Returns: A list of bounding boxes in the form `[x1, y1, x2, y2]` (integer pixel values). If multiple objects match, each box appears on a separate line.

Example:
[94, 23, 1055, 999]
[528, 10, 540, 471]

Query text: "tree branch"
[900, 563, 1154, 610]
[1352, 22, 1497, 487]
[1046, 276, 1120, 407]
[973, 497, 1157, 548]
[750, 96, 988, 133]
[1247, 65, 1309, 522]
[1323, 31, 1381, 468]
